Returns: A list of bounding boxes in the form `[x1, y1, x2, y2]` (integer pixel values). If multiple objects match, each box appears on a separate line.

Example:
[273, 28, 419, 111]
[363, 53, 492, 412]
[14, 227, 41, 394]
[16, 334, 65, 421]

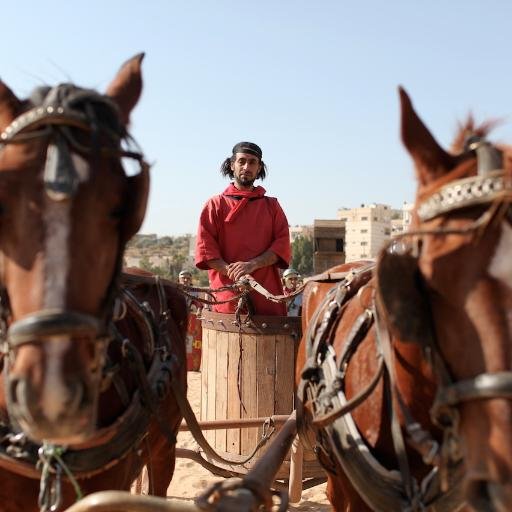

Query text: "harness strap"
[311, 356, 384, 428]
[433, 371, 512, 411]
[167, 367, 276, 466]
[374, 299, 417, 505]
[121, 338, 177, 446]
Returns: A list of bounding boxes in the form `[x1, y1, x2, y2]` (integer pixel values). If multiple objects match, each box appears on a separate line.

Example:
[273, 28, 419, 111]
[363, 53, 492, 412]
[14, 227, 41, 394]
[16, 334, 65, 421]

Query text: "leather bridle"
[0, 86, 149, 353]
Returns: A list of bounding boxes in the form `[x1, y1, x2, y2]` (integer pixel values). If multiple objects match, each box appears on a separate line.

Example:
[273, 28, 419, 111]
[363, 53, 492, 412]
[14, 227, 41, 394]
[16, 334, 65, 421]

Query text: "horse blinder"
[376, 243, 433, 345]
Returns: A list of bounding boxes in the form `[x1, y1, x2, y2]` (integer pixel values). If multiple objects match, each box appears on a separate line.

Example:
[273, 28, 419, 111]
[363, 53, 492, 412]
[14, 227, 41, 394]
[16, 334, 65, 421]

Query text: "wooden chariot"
[199, 310, 324, 499]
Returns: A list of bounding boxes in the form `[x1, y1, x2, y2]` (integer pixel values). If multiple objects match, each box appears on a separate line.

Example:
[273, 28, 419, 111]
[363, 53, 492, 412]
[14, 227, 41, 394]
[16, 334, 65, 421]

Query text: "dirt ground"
[167, 371, 331, 510]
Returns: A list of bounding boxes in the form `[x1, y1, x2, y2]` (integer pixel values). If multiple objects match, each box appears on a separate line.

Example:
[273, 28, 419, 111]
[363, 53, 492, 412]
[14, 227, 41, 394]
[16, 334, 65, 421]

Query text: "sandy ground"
[167, 372, 331, 511]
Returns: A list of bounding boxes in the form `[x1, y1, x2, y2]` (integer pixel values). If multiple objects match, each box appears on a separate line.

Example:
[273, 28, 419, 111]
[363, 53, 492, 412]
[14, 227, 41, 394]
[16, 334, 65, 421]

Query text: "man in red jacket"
[195, 142, 290, 315]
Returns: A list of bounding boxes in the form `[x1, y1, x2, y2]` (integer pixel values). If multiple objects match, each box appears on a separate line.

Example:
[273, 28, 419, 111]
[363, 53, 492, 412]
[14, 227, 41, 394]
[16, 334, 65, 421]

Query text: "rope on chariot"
[178, 283, 247, 306]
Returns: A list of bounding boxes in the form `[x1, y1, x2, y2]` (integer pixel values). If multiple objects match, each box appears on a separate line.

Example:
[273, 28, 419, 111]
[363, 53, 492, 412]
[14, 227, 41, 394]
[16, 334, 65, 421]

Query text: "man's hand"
[226, 261, 256, 281]
[207, 250, 278, 282]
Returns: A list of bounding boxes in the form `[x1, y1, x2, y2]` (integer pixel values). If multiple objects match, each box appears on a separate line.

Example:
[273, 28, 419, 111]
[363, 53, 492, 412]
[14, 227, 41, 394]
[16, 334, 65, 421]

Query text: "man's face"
[179, 275, 192, 286]
[284, 275, 298, 290]
[231, 152, 261, 189]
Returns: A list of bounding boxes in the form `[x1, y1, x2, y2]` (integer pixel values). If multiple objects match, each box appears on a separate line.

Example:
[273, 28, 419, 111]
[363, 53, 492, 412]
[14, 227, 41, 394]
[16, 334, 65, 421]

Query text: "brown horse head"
[395, 87, 512, 511]
[0, 54, 149, 443]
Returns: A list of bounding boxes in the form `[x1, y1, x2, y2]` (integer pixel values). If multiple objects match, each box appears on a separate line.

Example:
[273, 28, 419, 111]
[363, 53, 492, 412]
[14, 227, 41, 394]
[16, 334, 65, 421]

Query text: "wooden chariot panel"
[199, 311, 323, 478]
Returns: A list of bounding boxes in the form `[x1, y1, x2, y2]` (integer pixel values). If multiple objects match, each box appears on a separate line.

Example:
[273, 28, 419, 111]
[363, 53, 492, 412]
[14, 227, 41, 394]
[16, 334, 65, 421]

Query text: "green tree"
[138, 255, 156, 273]
[168, 253, 187, 281]
[291, 235, 313, 276]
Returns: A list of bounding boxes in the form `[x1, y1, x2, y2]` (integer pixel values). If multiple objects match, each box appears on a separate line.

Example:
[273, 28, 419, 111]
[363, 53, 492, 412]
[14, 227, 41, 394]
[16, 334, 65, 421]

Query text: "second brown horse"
[297, 89, 512, 512]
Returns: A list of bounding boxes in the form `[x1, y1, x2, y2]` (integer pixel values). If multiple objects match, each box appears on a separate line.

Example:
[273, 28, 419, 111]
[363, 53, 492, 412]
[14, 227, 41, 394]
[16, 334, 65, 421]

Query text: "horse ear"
[399, 87, 457, 185]
[376, 247, 433, 344]
[0, 81, 22, 131]
[121, 163, 150, 243]
[105, 53, 145, 126]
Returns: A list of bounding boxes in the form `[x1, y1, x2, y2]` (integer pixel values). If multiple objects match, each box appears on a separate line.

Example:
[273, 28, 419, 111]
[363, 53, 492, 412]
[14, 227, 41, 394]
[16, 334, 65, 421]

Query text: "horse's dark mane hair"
[451, 114, 501, 154]
[29, 84, 127, 140]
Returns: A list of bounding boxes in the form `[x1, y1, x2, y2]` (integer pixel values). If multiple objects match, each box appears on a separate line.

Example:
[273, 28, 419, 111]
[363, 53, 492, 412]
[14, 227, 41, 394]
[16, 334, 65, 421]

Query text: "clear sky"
[3, 1, 512, 235]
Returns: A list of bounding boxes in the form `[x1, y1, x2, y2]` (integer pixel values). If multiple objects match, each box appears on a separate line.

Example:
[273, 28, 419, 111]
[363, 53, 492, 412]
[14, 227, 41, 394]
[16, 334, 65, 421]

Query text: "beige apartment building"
[338, 204, 391, 262]
[335, 202, 412, 262]
[391, 202, 414, 235]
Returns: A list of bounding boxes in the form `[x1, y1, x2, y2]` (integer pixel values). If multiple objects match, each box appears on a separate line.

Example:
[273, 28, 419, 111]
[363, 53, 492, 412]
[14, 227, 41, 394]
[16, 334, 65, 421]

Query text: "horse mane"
[29, 84, 127, 140]
[450, 114, 501, 154]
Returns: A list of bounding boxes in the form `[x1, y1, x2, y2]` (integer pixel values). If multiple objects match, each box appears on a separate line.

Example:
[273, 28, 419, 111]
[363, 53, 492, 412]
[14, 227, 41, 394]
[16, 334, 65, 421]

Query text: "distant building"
[391, 202, 414, 235]
[334, 202, 413, 262]
[313, 219, 345, 273]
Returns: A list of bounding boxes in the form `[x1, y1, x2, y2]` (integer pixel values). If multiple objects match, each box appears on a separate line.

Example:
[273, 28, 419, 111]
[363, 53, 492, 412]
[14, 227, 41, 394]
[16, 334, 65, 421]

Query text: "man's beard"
[234, 175, 256, 188]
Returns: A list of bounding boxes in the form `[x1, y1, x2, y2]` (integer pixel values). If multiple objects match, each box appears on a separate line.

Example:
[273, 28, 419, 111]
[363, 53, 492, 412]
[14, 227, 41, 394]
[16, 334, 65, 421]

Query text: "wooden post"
[288, 435, 304, 503]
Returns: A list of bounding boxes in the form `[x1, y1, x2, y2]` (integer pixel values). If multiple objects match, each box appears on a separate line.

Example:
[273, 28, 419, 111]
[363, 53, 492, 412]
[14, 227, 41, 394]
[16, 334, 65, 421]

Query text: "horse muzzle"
[5, 309, 107, 443]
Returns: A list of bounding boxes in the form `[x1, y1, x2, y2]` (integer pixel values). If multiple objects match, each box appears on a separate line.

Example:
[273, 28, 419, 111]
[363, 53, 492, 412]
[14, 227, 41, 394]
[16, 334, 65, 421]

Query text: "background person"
[282, 268, 302, 316]
[178, 269, 199, 310]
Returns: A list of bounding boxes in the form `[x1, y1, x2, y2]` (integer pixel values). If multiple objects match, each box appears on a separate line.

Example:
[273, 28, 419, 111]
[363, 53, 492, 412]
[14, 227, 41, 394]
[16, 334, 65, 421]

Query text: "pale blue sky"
[3, 1, 512, 235]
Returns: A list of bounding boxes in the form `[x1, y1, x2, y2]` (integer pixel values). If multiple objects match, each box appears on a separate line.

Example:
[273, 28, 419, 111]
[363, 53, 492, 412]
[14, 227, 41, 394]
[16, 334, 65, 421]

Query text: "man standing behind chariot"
[283, 268, 303, 316]
[195, 142, 290, 315]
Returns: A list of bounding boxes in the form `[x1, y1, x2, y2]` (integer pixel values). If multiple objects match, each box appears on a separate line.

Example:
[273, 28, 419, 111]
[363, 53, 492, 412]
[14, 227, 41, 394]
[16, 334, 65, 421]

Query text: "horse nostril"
[8, 377, 24, 406]
[7, 377, 38, 425]
[67, 381, 85, 411]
